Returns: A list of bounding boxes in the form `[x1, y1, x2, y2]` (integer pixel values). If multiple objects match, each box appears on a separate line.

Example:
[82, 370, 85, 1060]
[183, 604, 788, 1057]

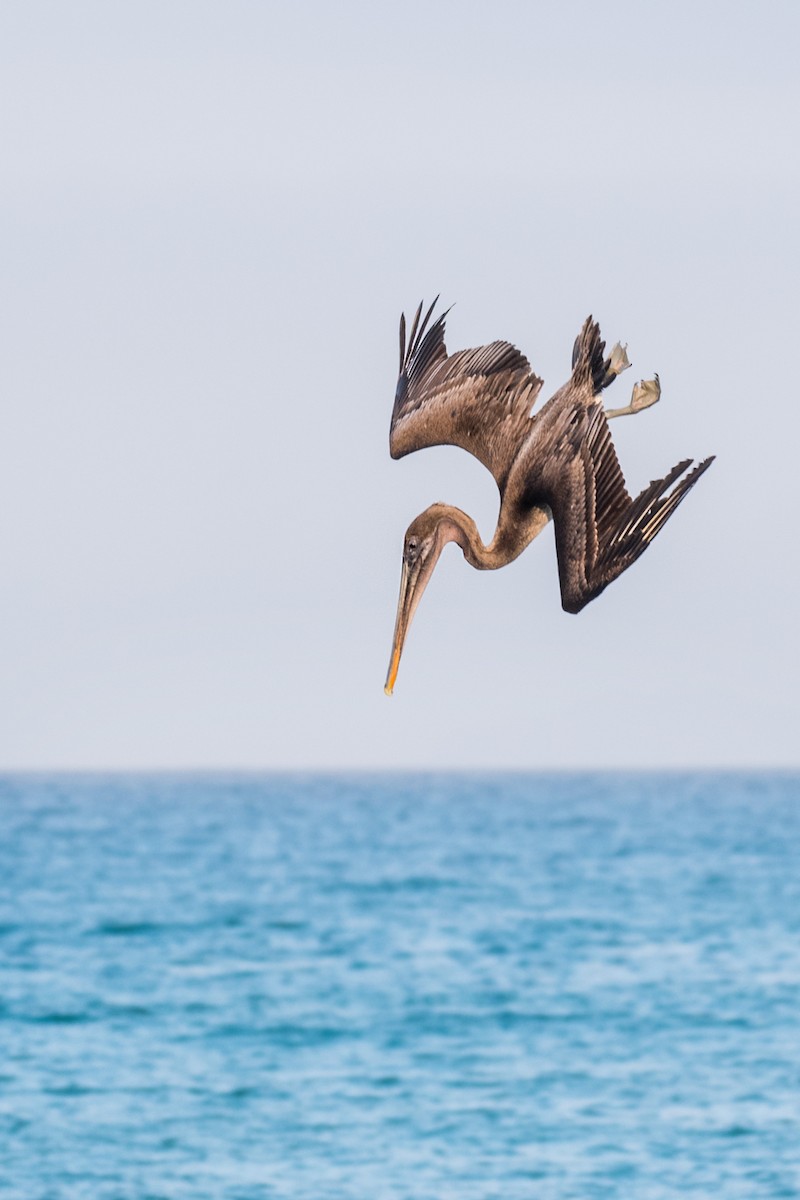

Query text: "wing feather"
[390, 301, 544, 491]
[536, 402, 713, 612]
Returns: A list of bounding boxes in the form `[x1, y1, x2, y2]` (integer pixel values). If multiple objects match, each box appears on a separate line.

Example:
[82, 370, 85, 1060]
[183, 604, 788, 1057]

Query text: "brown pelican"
[384, 300, 714, 694]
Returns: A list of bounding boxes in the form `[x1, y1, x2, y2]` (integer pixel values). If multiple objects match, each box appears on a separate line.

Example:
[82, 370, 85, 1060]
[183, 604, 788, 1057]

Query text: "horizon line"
[1, 764, 798, 777]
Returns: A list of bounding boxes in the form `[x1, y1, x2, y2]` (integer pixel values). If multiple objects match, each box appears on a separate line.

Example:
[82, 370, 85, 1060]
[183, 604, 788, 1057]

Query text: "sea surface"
[1, 772, 800, 1199]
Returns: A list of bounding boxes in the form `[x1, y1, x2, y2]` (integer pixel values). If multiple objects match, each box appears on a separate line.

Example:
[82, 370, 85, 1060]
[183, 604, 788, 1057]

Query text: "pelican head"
[384, 505, 459, 695]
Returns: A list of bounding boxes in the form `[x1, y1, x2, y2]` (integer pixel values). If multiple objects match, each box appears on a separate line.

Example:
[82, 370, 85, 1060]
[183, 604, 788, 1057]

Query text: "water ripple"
[1, 771, 799, 1198]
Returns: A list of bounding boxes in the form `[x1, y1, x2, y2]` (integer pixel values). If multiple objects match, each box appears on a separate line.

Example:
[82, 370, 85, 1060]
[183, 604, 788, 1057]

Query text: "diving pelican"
[384, 300, 714, 694]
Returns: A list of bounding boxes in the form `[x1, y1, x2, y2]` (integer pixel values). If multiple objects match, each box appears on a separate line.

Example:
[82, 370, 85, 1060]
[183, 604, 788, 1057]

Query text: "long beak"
[384, 556, 429, 695]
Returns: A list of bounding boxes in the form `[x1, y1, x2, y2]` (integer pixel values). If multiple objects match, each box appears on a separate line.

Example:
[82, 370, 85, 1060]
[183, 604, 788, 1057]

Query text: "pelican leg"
[605, 374, 661, 420]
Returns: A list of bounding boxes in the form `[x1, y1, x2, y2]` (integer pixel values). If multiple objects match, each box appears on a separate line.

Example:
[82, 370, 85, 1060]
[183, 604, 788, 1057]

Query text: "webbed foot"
[605, 373, 661, 419]
[606, 342, 631, 377]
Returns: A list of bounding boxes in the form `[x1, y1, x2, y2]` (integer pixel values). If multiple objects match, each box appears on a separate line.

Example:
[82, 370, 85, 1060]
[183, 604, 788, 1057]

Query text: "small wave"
[102, 1002, 154, 1019]
[223, 1085, 259, 1100]
[208, 1021, 350, 1047]
[17, 1000, 154, 1025]
[324, 875, 455, 897]
[43, 1082, 95, 1097]
[92, 920, 163, 937]
[28, 1011, 93, 1025]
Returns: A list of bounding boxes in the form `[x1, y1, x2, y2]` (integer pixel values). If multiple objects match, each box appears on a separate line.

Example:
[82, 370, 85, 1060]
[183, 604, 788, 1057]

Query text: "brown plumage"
[385, 300, 714, 694]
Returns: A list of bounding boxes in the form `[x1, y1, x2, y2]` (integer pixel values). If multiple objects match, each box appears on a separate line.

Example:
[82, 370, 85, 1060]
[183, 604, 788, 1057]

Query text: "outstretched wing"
[543, 401, 714, 613]
[390, 299, 544, 492]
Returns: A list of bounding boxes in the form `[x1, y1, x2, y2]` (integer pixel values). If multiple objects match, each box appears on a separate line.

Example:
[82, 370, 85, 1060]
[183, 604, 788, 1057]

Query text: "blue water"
[1, 774, 800, 1198]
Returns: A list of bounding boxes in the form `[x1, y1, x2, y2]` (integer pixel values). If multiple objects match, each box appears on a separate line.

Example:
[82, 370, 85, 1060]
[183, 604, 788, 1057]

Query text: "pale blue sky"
[1, 0, 798, 768]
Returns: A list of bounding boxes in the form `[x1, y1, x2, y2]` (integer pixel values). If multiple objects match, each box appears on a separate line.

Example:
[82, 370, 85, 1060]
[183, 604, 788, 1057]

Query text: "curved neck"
[431, 502, 550, 571]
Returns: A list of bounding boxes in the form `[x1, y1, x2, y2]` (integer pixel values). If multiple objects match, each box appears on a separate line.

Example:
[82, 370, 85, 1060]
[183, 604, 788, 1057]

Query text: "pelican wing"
[534, 401, 714, 613]
[390, 300, 544, 492]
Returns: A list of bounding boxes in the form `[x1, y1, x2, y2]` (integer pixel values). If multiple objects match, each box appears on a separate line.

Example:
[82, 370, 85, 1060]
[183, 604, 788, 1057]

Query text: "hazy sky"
[1, 1, 798, 769]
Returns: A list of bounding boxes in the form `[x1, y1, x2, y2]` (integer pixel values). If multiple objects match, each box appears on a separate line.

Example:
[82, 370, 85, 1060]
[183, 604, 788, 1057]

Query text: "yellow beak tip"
[384, 684, 394, 697]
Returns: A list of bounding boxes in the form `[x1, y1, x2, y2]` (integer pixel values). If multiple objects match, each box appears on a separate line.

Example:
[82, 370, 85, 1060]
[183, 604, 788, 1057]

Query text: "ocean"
[1, 772, 799, 1198]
